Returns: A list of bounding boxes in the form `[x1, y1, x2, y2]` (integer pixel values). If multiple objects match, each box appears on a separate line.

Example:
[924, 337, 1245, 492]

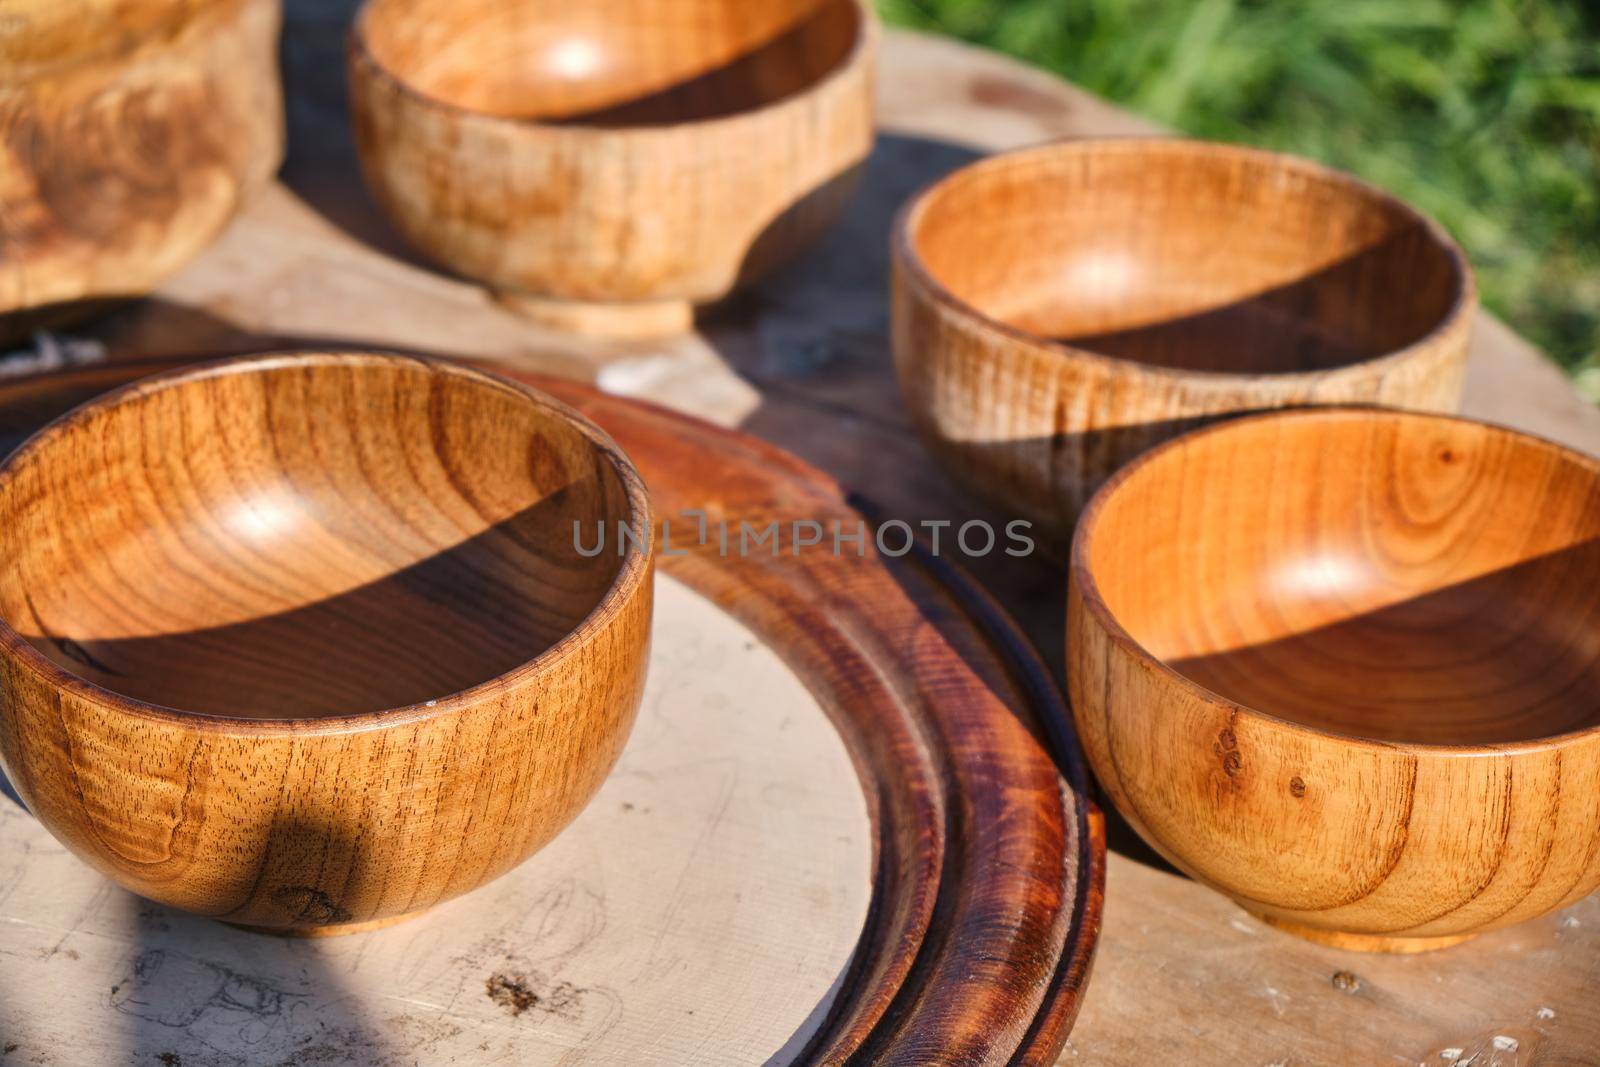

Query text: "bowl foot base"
[1248, 912, 1475, 953]
[227, 911, 426, 938]
[495, 291, 694, 338]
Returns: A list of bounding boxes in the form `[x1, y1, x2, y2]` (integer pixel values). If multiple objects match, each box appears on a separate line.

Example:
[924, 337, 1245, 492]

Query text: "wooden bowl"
[0, 0, 284, 338]
[893, 138, 1476, 551]
[1068, 406, 1600, 952]
[348, 0, 877, 337]
[0, 351, 653, 935]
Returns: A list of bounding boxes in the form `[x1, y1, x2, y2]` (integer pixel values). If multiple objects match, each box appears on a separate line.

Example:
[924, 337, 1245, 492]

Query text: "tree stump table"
[1, 6, 1597, 1065]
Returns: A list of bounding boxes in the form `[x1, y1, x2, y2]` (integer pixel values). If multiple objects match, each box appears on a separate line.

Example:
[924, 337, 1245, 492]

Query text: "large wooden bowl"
[1068, 406, 1600, 952]
[348, 0, 877, 337]
[0, 0, 284, 338]
[893, 138, 1476, 552]
[0, 352, 653, 935]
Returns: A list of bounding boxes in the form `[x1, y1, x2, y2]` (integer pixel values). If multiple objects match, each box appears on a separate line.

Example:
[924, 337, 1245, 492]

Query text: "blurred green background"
[879, 0, 1600, 397]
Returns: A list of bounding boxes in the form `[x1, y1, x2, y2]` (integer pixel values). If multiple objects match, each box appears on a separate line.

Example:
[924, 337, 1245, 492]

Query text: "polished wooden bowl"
[349, 0, 876, 337]
[1069, 407, 1600, 952]
[0, 0, 284, 338]
[893, 138, 1476, 551]
[0, 352, 653, 934]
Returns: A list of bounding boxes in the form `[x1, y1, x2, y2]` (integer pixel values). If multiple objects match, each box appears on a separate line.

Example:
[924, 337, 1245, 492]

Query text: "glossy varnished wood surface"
[1070, 407, 1600, 952]
[1088, 409, 1600, 747]
[552, 374, 1102, 1066]
[355, 0, 859, 124]
[893, 139, 1476, 549]
[0, 353, 655, 934]
[0, 0, 284, 337]
[0, 358, 1102, 1064]
[0, 568, 879, 1064]
[348, 0, 876, 336]
[8, 16, 1600, 1063]
[0, 354, 641, 718]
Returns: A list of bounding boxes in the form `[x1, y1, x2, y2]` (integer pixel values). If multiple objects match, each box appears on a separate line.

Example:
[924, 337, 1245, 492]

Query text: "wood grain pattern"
[14, 20, 1600, 1061]
[0, 356, 1104, 1064]
[559, 377, 1103, 1066]
[0, 352, 654, 935]
[0, 0, 284, 337]
[893, 138, 1477, 551]
[1069, 406, 1600, 952]
[0, 569, 875, 1064]
[348, 0, 876, 336]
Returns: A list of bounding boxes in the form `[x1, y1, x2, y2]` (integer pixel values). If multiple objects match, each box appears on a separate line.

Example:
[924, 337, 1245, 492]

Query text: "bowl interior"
[908, 143, 1465, 374]
[0, 356, 638, 720]
[1080, 410, 1600, 745]
[358, 0, 860, 125]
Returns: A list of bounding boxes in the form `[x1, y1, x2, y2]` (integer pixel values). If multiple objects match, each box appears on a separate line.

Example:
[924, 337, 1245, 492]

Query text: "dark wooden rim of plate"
[0, 356, 1105, 1066]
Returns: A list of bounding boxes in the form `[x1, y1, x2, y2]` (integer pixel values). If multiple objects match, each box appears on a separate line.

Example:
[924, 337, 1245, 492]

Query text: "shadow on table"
[0, 363, 448, 1063]
[692, 131, 1182, 877]
[0, 764, 405, 1061]
[859, 501, 1178, 885]
[0, 122, 1182, 886]
[699, 132, 1069, 606]
[112, 818, 412, 1065]
[703, 133, 1082, 655]
[277, 0, 436, 273]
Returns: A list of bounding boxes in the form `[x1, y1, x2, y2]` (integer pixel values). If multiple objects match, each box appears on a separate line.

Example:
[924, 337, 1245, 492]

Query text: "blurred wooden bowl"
[893, 138, 1475, 552]
[348, 0, 876, 337]
[0, 0, 284, 338]
[1069, 406, 1600, 952]
[0, 351, 653, 935]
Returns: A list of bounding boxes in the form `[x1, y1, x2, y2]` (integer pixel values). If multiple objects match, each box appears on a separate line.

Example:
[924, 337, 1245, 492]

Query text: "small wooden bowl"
[893, 138, 1476, 550]
[1068, 407, 1600, 952]
[0, 352, 653, 935]
[348, 0, 877, 337]
[0, 0, 284, 338]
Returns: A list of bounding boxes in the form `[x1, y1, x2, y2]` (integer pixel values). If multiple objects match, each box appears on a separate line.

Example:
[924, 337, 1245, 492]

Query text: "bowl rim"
[0, 349, 654, 736]
[0, 0, 266, 83]
[346, 0, 877, 136]
[892, 136, 1478, 388]
[1070, 404, 1600, 757]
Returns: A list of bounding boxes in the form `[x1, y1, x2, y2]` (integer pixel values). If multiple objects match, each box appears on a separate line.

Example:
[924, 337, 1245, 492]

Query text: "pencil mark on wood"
[111, 948, 299, 1030]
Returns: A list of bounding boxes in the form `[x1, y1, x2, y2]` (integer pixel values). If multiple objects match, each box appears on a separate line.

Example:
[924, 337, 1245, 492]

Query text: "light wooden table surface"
[4, 8, 1599, 1066]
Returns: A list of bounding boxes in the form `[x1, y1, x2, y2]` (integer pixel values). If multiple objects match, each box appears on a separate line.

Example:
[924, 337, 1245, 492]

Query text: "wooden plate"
[0, 359, 1103, 1066]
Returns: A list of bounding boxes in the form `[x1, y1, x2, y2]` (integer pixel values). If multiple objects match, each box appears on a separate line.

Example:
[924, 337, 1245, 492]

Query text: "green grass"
[879, 0, 1600, 398]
